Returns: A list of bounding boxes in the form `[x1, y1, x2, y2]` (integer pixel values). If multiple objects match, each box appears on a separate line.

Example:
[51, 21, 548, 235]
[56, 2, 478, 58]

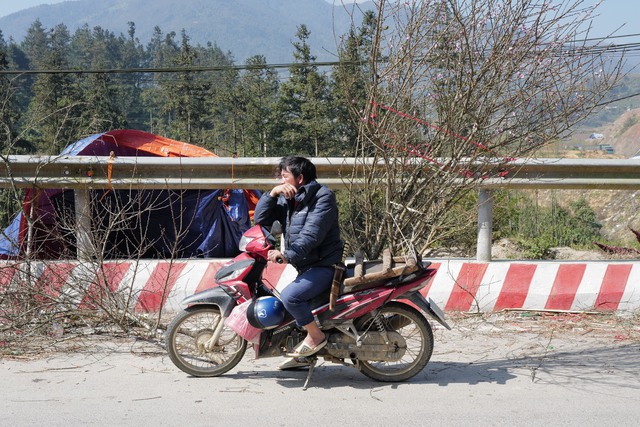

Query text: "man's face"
[280, 167, 304, 189]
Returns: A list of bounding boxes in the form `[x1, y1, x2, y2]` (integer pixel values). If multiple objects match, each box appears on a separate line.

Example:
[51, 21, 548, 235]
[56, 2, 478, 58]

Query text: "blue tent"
[0, 130, 259, 259]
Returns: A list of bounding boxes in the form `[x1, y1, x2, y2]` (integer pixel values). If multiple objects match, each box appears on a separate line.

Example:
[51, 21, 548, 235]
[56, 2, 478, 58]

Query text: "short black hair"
[278, 156, 317, 182]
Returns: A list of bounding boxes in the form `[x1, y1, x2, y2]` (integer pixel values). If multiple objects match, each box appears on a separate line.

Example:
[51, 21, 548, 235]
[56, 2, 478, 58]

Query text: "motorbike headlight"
[215, 259, 255, 283]
[217, 267, 245, 282]
[238, 235, 254, 252]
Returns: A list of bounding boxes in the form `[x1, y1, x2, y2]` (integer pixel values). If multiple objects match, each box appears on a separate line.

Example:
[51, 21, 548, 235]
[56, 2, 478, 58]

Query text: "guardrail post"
[477, 189, 493, 262]
[74, 188, 92, 260]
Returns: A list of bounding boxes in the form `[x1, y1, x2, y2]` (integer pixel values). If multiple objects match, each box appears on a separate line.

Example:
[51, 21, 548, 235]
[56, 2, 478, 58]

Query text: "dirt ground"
[491, 238, 610, 260]
[2, 310, 638, 359]
[2, 311, 639, 427]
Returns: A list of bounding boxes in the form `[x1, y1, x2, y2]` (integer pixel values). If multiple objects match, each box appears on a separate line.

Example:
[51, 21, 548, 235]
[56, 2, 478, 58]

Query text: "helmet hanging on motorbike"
[246, 296, 286, 330]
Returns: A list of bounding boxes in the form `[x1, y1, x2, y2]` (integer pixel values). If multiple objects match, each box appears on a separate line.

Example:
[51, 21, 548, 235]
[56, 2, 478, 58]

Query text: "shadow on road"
[228, 342, 639, 390]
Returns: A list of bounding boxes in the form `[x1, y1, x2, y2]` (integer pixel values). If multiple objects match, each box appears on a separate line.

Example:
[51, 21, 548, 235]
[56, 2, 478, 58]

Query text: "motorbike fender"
[179, 286, 236, 317]
[403, 292, 451, 330]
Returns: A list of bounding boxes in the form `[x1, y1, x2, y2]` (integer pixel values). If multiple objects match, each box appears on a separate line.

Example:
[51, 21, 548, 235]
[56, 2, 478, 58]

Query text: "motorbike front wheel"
[356, 302, 434, 382]
[166, 306, 247, 377]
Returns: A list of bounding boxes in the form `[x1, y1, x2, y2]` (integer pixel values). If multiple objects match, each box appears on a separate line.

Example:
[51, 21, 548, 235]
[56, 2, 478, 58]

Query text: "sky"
[0, 0, 638, 39]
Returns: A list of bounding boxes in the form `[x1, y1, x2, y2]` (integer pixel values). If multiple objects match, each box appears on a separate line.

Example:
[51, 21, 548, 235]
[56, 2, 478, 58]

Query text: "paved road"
[2, 314, 639, 426]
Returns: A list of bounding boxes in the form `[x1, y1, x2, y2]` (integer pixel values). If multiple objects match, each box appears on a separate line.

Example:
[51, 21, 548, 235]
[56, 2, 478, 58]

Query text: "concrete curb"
[2, 259, 639, 313]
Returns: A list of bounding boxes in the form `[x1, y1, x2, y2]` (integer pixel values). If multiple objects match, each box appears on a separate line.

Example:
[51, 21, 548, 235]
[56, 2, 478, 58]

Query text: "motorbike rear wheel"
[166, 306, 246, 377]
[356, 303, 434, 382]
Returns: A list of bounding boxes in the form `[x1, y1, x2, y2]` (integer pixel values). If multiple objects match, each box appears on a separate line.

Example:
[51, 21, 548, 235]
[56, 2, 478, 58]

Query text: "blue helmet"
[247, 296, 286, 330]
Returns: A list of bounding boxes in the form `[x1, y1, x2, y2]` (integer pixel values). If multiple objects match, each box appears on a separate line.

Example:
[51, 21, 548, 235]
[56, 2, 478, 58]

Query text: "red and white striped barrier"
[2, 259, 639, 313]
[425, 260, 640, 313]
[0, 260, 295, 314]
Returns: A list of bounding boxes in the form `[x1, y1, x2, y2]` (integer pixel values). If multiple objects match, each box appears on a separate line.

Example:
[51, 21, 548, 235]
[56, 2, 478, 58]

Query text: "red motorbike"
[165, 221, 450, 386]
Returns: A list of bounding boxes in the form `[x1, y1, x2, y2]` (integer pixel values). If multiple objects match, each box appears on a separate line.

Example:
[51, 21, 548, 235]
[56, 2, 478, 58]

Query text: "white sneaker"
[277, 357, 312, 370]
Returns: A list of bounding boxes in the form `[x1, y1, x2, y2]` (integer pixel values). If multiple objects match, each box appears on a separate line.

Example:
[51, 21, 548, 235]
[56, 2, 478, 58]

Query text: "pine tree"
[0, 31, 28, 229]
[70, 25, 127, 134]
[0, 30, 20, 153]
[161, 30, 207, 143]
[142, 27, 180, 136]
[273, 25, 333, 157]
[331, 10, 377, 156]
[117, 22, 147, 130]
[23, 23, 82, 154]
[201, 42, 240, 155]
[21, 19, 48, 69]
[233, 55, 279, 156]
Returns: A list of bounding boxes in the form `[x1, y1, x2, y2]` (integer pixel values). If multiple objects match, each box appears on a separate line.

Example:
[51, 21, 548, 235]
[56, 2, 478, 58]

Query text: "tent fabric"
[0, 130, 259, 259]
[61, 129, 217, 157]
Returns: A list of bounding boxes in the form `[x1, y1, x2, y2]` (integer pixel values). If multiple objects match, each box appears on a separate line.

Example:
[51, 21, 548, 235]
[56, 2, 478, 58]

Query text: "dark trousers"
[279, 266, 334, 327]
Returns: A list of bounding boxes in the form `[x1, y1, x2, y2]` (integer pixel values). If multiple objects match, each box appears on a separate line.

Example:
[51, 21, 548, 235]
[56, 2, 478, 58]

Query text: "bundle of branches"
[594, 228, 640, 255]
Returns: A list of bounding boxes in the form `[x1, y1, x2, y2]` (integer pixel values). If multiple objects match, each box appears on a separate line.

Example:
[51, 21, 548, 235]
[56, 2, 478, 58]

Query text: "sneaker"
[277, 357, 312, 371]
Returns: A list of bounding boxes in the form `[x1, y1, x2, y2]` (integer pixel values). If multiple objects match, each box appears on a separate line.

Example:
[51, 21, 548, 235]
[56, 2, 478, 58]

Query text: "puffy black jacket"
[254, 180, 344, 272]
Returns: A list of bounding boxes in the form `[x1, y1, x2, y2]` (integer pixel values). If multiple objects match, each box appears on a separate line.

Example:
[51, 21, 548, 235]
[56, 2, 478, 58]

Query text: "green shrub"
[514, 237, 555, 260]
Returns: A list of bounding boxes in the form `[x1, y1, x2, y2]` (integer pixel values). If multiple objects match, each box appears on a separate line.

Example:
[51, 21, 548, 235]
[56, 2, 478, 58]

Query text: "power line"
[2, 32, 640, 76]
[0, 60, 368, 75]
[583, 33, 640, 42]
[596, 91, 640, 107]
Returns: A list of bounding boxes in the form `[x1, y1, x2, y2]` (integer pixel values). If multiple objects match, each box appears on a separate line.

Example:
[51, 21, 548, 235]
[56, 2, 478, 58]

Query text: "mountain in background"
[0, 0, 374, 63]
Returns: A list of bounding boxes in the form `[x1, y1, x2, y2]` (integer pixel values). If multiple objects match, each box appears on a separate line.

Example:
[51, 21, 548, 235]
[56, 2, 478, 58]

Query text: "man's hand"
[268, 249, 287, 264]
[269, 183, 297, 199]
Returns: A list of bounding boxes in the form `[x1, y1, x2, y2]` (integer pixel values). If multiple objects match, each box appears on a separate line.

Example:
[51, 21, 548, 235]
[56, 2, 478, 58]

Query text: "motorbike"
[165, 221, 450, 388]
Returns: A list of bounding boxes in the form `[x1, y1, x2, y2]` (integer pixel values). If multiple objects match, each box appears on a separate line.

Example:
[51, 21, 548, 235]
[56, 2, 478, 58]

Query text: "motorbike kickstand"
[302, 358, 318, 391]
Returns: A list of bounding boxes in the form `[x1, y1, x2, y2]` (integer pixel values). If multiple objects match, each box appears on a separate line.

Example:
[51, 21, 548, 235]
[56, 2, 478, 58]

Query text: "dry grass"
[445, 310, 640, 344]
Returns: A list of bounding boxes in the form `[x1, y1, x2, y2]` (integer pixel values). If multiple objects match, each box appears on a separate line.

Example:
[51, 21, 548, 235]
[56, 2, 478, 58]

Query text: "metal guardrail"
[3, 156, 640, 190]
[0, 156, 359, 190]
[2, 155, 640, 261]
[478, 158, 640, 189]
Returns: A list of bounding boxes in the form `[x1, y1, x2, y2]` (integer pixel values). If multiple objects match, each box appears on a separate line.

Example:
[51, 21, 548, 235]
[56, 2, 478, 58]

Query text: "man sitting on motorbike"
[254, 155, 344, 365]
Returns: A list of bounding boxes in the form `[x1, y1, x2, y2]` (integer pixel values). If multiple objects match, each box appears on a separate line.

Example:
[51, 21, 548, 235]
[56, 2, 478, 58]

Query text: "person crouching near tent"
[253, 155, 344, 368]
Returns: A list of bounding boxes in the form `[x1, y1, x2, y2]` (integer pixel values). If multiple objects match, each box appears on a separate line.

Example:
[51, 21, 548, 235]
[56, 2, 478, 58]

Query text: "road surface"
[2, 313, 639, 426]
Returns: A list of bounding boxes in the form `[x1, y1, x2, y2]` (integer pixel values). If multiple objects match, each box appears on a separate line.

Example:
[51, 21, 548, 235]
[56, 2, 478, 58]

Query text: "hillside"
[578, 109, 640, 247]
[593, 108, 640, 158]
[533, 108, 640, 250]
[562, 107, 640, 158]
[0, 0, 374, 63]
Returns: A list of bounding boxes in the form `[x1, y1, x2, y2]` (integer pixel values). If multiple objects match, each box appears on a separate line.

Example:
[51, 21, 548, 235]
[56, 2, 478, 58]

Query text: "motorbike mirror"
[270, 221, 283, 237]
